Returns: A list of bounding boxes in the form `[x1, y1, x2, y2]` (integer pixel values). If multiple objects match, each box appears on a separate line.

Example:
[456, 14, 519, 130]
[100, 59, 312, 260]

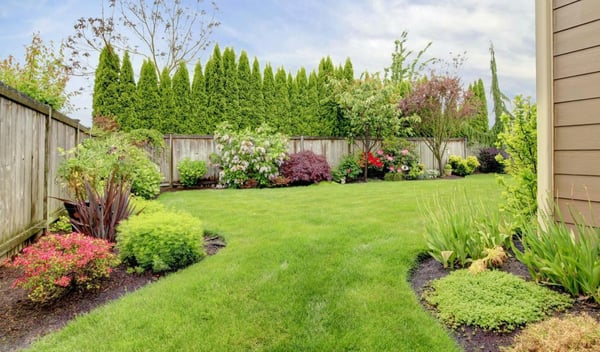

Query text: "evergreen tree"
[274, 66, 291, 133]
[159, 67, 176, 133]
[118, 51, 137, 131]
[465, 78, 490, 144]
[262, 64, 276, 127]
[191, 61, 208, 134]
[249, 58, 265, 128]
[222, 47, 240, 128]
[489, 43, 510, 138]
[136, 60, 161, 130]
[236, 51, 253, 129]
[204, 44, 226, 132]
[92, 45, 120, 122]
[317, 56, 337, 136]
[172, 62, 192, 133]
[343, 58, 354, 82]
[306, 70, 320, 135]
[291, 68, 309, 135]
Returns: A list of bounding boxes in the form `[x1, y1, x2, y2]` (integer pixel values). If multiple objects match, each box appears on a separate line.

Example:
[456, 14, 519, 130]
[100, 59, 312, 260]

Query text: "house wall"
[541, 0, 600, 225]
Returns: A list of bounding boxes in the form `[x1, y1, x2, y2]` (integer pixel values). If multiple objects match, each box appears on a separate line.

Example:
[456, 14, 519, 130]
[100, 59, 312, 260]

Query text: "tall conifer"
[249, 58, 265, 127]
[237, 51, 253, 129]
[136, 60, 160, 130]
[191, 61, 208, 134]
[172, 62, 192, 133]
[274, 67, 291, 133]
[92, 45, 120, 123]
[118, 51, 137, 130]
[159, 67, 176, 133]
[306, 71, 320, 135]
[222, 47, 240, 128]
[317, 56, 336, 136]
[204, 44, 226, 132]
[262, 64, 276, 126]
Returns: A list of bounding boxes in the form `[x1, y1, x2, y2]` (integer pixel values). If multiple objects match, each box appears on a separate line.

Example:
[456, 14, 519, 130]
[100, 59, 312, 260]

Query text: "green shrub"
[5, 233, 119, 303]
[423, 194, 511, 268]
[514, 205, 600, 303]
[48, 214, 73, 233]
[384, 172, 403, 181]
[504, 314, 600, 352]
[496, 96, 537, 231]
[332, 154, 362, 183]
[448, 155, 479, 176]
[177, 158, 208, 187]
[129, 196, 166, 215]
[116, 211, 205, 272]
[422, 270, 572, 332]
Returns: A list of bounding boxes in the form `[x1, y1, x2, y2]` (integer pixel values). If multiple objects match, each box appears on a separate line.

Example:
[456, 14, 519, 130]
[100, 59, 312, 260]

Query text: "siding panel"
[556, 198, 600, 226]
[554, 0, 600, 32]
[555, 174, 600, 201]
[554, 0, 579, 10]
[555, 125, 600, 149]
[555, 98, 600, 126]
[554, 45, 600, 79]
[554, 72, 600, 102]
[554, 20, 600, 55]
[555, 150, 600, 175]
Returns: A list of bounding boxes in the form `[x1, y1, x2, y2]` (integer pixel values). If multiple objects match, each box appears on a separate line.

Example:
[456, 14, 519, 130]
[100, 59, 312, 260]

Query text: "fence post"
[43, 107, 52, 230]
[169, 134, 174, 187]
[300, 136, 304, 151]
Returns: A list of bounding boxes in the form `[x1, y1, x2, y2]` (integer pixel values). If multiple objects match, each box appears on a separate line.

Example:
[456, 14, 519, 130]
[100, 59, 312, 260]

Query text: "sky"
[0, 0, 535, 128]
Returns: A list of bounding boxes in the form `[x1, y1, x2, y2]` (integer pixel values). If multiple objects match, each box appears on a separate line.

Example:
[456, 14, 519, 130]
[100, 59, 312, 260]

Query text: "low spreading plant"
[177, 158, 208, 187]
[116, 211, 205, 273]
[477, 147, 507, 173]
[280, 151, 331, 185]
[514, 205, 600, 303]
[48, 214, 73, 233]
[5, 233, 119, 303]
[422, 270, 572, 332]
[503, 314, 600, 352]
[211, 123, 288, 188]
[448, 155, 479, 177]
[332, 154, 362, 183]
[423, 194, 511, 268]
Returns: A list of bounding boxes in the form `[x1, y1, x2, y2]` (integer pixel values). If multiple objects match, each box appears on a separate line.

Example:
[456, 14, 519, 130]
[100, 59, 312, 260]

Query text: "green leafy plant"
[423, 193, 511, 268]
[448, 155, 479, 176]
[48, 215, 73, 233]
[116, 211, 205, 273]
[177, 158, 208, 187]
[504, 314, 600, 352]
[5, 233, 119, 303]
[422, 270, 572, 332]
[211, 123, 288, 188]
[514, 205, 600, 303]
[129, 196, 166, 215]
[496, 96, 537, 230]
[332, 154, 362, 183]
[65, 172, 136, 243]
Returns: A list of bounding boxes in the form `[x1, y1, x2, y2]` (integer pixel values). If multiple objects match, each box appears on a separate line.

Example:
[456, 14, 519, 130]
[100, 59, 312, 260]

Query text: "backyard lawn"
[28, 175, 502, 352]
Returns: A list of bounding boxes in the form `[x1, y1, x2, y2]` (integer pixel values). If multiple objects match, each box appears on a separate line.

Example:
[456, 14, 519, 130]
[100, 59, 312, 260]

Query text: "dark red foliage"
[281, 151, 332, 185]
[477, 147, 508, 174]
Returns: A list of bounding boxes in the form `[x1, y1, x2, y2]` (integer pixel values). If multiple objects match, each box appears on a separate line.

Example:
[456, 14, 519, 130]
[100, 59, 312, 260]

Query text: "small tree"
[399, 75, 476, 174]
[332, 73, 414, 181]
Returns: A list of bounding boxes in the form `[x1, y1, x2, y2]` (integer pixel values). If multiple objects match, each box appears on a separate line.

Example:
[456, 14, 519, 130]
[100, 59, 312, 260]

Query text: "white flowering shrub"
[211, 123, 288, 188]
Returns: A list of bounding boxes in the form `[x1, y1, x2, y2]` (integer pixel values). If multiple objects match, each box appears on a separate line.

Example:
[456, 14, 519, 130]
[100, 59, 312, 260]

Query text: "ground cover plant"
[25, 175, 505, 351]
[422, 269, 572, 332]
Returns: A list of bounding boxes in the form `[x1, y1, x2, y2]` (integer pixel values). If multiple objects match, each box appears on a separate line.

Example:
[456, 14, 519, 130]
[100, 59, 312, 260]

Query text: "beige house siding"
[542, 0, 600, 225]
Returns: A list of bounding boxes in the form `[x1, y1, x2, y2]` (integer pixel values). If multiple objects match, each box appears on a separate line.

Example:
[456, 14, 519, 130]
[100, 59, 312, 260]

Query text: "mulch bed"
[0, 235, 226, 352]
[409, 254, 600, 352]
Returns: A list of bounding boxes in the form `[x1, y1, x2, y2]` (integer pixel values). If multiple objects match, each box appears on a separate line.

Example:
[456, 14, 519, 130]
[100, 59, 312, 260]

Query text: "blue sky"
[1, 0, 535, 127]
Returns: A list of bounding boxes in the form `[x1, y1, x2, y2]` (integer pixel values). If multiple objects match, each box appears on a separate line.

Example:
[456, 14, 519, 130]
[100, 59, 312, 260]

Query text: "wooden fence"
[0, 82, 90, 258]
[158, 135, 467, 185]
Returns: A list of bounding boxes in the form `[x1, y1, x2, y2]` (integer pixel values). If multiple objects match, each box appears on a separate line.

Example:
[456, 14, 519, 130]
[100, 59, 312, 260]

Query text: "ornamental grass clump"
[5, 233, 119, 303]
[422, 270, 572, 332]
[116, 211, 205, 273]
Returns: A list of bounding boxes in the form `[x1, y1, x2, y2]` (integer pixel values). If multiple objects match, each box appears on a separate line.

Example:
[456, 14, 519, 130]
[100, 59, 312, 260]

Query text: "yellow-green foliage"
[423, 270, 572, 331]
[504, 314, 600, 352]
[116, 211, 205, 272]
[448, 155, 480, 176]
[129, 196, 166, 215]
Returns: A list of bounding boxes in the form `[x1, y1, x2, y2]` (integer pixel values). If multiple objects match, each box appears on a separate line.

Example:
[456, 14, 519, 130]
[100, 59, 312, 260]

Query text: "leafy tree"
[222, 47, 240, 128]
[399, 74, 476, 174]
[249, 58, 265, 128]
[237, 51, 253, 129]
[274, 66, 291, 133]
[159, 67, 176, 133]
[204, 44, 226, 132]
[191, 61, 208, 134]
[118, 51, 137, 130]
[172, 62, 192, 133]
[93, 45, 121, 123]
[0, 32, 73, 111]
[332, 73, 411, 181]
[496, 96, 537, 230]
[136, 60, 160, 129]
[317, 56, 337, 136]
[262, 64, 276, 126]
[66, 0, 220, 77]
[489, 43, 511, 139]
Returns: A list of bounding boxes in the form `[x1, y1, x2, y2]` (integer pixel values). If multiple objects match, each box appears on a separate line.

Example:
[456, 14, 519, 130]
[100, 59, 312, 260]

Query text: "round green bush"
[116, 211, 205, 272]
[177, 158, 208, 187]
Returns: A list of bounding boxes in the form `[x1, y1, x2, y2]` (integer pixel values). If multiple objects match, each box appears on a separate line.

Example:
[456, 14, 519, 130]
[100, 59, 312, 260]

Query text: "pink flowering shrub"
[5, 233, 119, 303]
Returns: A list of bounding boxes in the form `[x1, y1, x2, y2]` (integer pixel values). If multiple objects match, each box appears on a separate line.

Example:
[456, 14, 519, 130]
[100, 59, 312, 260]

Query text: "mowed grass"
[28, 174, 502, 352]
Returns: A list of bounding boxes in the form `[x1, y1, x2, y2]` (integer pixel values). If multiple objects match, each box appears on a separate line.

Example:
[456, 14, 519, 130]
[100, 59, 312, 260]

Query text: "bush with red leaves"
[281, 151, 332, 185]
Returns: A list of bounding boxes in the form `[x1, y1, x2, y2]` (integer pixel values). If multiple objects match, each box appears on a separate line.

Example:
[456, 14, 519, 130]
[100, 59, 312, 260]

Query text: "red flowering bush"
[280, 151, 332, 185]
[5, 233, 119, 303]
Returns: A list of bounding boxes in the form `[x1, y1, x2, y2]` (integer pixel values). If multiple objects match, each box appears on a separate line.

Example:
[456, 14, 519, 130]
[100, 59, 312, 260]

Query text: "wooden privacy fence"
[158, 135, 468, 186]
[0, 82, 90, 258]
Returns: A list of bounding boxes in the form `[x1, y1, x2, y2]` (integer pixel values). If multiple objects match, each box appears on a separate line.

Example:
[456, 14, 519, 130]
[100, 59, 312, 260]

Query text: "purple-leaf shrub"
[477, 147, 508, 174]
[5, 233, 119, 303]
[281, 151, 332, 185]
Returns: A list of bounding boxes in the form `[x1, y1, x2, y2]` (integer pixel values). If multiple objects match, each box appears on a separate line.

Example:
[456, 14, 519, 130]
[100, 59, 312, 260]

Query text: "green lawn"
[28, 174, 502, 352]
